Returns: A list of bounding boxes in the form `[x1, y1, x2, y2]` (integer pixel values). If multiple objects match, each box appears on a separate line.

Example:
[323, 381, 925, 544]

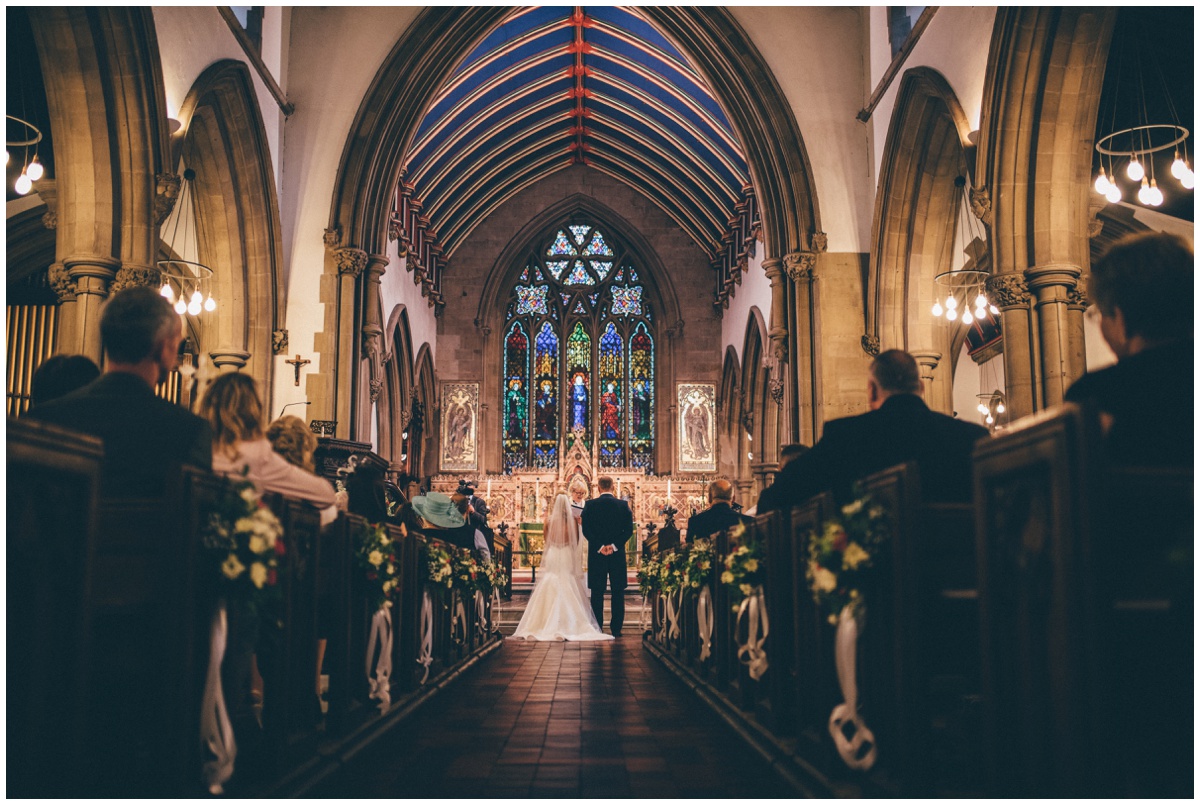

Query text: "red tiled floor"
[313, 635, 794, 798]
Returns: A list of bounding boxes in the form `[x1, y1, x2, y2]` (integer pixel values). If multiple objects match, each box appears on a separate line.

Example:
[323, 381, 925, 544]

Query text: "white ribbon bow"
[664, 589, 682, 641]
[365, 605, 393, 712]
[491, 586, 502, 633]
[200, 603, 237, 795]
[417, 589, 434, 685]
[655, 592, 668, 640]
[638, 592, 649, 634]
[736, 585, 770, 681]
[829, 605, 877, 770]
[451, 591, 468, 646]
[696, 586, 714, 662]
[475, 589, 488, 638]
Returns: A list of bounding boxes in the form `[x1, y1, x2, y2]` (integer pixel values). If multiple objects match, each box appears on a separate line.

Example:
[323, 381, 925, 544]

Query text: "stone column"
[360, 253, 389, 441]
[986, 273, 1035, 419]
[63, 255, 121, 363]
[47, 262, 78, 356]
[1066, 276, 1089, 381]
[909, 350, 945, 412]
[209, 349, 251, 372]
[334, 247, 367, 440]
[1025, 263, 1082, 408]
[783, 250, 818, 445]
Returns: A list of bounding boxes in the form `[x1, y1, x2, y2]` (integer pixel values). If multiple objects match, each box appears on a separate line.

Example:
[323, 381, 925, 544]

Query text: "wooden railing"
[642, 403, 1192, 797]
[7, 417, 503, 798]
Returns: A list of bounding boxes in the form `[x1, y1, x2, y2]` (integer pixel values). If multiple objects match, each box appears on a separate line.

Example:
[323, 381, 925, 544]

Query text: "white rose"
[368, 550, 384, 567]
[813, 567, 837, 593]
[248, 535, 266, 554]
[250, 562, 268, 589]
[234, 517, 255, 535]
[240, 487, 258, 504]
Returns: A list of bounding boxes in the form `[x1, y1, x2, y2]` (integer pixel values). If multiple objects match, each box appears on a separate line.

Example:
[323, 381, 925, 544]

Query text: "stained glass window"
[503, 323, 529, 471]
[502, 219, 655, 472]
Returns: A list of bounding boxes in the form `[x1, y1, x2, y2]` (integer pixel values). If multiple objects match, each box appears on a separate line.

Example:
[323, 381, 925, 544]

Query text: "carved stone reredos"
[559, 427, 595, 487]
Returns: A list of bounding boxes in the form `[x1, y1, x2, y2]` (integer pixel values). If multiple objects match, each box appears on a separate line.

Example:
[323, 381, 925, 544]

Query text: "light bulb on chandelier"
[204, 294, 217, 312]
[1147, 178, 1164, 206]
[160, 284, 175, 302]
[989, 304, 1000, 315]
[931, 301, 943, 317]
[961, 309, 974, 325]
[945, 296, 957, 310]
[14, 172, 32, 195]
[946, 308, 957, 322]
[1137, 177, 1152, 205]
[1094, 167, 1111, 194]
[974, 294, 988, 310]
[1105, 183, 1122, 204]
[174, 299, 188, 315]
[1127, 157, 1145, 181]
[26, 157, 43, 182]
[1181, 169, 1195, 190]
[1171, 152, 1188, 179]
[995, 401, 1006, 414]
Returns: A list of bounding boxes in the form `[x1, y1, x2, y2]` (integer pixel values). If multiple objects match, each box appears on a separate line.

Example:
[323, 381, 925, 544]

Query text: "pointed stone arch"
[412, 343, 437, 483]
[28, 7, 173, 361]
[323, 7, 822, 445]
[977, 7, 1116, 416]
[378, 304, 416, 466]
[172, 59, 284, 394]
[718, 346, 742, 479]
[868, 67, 976, 414]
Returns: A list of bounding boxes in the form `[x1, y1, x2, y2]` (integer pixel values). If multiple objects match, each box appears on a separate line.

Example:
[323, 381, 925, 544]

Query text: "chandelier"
[1092, 13, 1193, 206]
[975, 389, 1006, 430]
[158, 168, 217, 316]
[931, 176, 997, 326]
[7, 114, 44, 195]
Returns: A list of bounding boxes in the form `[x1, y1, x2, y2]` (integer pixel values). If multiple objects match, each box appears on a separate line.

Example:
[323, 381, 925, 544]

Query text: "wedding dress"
[512, 494, 613, 642]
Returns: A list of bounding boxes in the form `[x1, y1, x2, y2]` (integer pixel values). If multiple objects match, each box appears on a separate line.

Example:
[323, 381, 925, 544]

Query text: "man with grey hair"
[29, 285, 212, 494]
[686, 478, 753, 543]
[757, 349, 988, 512]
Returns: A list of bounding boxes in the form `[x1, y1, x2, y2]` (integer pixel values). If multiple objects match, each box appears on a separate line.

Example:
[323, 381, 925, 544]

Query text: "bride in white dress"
[512, 493, 613, 642]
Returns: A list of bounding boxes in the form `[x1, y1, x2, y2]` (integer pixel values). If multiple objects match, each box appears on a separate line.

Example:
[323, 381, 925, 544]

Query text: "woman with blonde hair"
[200, 373, 335, 507]
[266, 415, 318, 472]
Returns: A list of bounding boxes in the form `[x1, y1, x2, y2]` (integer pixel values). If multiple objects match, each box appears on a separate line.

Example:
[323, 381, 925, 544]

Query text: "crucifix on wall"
[285, 354, 311, 387]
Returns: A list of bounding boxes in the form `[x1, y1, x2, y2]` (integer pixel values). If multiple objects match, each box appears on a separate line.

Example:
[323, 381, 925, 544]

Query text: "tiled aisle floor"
[315, 636, 793, 798]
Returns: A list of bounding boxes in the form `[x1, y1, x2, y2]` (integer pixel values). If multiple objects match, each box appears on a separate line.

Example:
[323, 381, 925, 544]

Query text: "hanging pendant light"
[158, 168, 218, 318]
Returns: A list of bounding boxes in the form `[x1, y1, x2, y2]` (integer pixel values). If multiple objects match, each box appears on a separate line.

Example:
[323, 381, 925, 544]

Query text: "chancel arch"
[172, 59, 283, 393]
[868, 67, 977, 415]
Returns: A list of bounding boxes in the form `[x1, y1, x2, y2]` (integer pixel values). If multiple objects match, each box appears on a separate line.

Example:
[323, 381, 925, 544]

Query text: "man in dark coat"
[686, 479, 753, 543]
[1065, 232, 1192, 466]
[758, 349, 989, 514]
[28, 286, 212, 495]
[580, 475, 633, 636]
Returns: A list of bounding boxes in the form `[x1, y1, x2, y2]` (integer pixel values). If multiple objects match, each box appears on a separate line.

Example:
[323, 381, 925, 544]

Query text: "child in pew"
[267, 414, 340, 526]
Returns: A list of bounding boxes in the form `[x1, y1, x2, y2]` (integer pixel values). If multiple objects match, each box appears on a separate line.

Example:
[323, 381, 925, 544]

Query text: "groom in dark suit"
[580, 475, 632, 637]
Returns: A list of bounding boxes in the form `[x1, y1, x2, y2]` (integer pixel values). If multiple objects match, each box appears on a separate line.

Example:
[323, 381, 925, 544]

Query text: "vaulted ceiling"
[402, 6, 752, 260]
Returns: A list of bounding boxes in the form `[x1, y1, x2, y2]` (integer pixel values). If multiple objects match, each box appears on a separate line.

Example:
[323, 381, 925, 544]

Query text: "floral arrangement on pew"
[477, 560, 509, 597]
[354, 521, 400, 611]
[201, 477, 285, 616]
[720, 522, 764, 613]
[682, 538, 715, 592]
[806, 489, 890, 772]
[806, 492, 890, 625]
[453, 550, 483, 595]
[657, 549, 686, 596]
[423, 540, 455, 589]
[637, 556, 662, 596]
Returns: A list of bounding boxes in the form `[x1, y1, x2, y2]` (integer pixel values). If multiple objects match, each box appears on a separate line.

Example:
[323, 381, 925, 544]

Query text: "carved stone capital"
[860, 334, 880, 356]
[209, 348, 251, 372]
[38, 178, 58, 229]
[272, 329, 289, 355]
[1067, 277, 1089, 309]
[909, 350, 942, 383]
[369, 378, 384, 403]
[109, 263, 162, 294]
[47, 262, 76, 302]
[969, 186, 993, 227]
[42, 210, 57, 230]
[1025, 262, 1082, 292]
[768, 375, 785, 407]
[986, 273, 1030, 309]
[388, 216, 402, 242]
[335, 247, 367, 278]
[154, 172, 181, 226]
[767, 326, 788, 362]
[323, 226, 342, 250]
[809, 231, 828, 253]
[783, 251, 817, 283]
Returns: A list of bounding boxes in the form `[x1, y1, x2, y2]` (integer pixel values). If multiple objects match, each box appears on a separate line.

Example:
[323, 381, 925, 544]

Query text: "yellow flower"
[730, 522, 747, 539]
[828, 614, 838, 625]
[812, 567, 837, 593]
[250, 562, 267, 588]
[744, 558, 758, 573]
[386, 563, 394, 575]
[222, 554, 245, 580]
[842, 542, 869, 570]
[380, 534, 390, 546]
[841, 499, 864, 516]
[248, 535, 266, 555]
[384, 600, 392, 608]
[739, 583, 753, 596]
[368, 550, 384, 567]
[721, 571, 734, 584]
[240, 486, 258, 504]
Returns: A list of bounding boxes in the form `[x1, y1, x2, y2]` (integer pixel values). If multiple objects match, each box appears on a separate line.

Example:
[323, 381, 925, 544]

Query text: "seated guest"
[1066, 232, 1193, 466]
[346, 461, 392, 523]
[27, 286, 212, 494]
[752, 443, 810, 515]
[28, 354, 100, 410]
[267, 415, 339, 526]
[454, 494, 492, 563]
[687, 479, 754, 543]
[758, 349, 989, 512]
[200, 373, 334, 507]
[410, 491, 475, 553]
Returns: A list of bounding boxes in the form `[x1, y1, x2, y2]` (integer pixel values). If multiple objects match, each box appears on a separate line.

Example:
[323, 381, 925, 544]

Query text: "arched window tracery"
[502, 220, 655, 472]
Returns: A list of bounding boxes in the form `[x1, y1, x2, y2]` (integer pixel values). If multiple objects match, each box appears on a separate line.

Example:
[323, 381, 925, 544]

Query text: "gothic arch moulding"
[717, 345, 741, 479]
[378, 304, 415, 464]
[977, 8, 1116, 415]
[173, 59, 284, 393]
[28, 7, 173, 358]
[475, 195, 682, 475]
[868, 67, 976, 414]
[323, 8, 824, 445]
[412, 342, 436, 482]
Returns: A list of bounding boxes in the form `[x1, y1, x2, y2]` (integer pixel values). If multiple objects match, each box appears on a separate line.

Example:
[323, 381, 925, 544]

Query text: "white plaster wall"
[152, 7, 286, 195]
[379, 239, 439, 368]
[867, 6, 998, 180]
[730, 7, 873, 253]
[270, 7, 421, 417]
[721, 240, 771, 366]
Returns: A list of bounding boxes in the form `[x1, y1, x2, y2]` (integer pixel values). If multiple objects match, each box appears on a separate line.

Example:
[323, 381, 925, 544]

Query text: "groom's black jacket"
[580, 493, 632, 591]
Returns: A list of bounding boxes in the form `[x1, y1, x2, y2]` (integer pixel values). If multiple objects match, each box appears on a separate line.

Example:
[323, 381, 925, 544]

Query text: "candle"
[617, 477, 622, 497]
[535, 477, 540, 504]
[486, 479, 492, 499]
[666, 478, 671, 499]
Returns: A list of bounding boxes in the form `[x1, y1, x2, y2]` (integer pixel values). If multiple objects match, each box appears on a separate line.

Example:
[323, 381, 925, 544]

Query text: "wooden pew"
[974, 404, 1193, 797]
[788, 494, 838, 756]
[7, 419, 104, 797]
